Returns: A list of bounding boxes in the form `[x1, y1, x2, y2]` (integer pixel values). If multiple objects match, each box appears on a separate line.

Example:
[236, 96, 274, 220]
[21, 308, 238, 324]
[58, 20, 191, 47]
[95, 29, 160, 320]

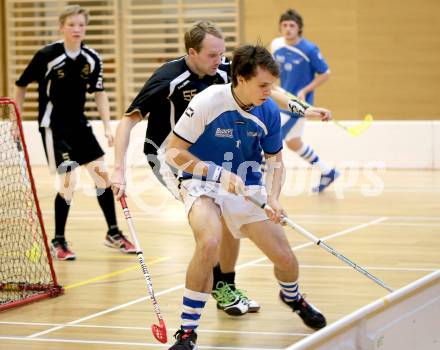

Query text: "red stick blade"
[152, 320, 167, 343]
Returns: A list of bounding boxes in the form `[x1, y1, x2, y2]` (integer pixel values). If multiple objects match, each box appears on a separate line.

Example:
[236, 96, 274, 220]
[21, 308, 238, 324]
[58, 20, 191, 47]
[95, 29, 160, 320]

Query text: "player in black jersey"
[111, 21, 260, 316]
[15, 5, 135, 260]
[110, 21, 332, 320]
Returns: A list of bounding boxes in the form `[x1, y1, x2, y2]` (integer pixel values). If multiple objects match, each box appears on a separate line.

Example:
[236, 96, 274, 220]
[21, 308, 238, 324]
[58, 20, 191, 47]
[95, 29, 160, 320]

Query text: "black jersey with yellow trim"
[125, 56, 230, 158]
[15, 41, 104, 133]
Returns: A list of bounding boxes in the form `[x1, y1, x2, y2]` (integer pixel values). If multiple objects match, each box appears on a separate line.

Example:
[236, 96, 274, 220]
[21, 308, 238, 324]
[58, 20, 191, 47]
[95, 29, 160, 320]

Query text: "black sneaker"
[169, 328, 198, 350]
[279, 291, 326, 330]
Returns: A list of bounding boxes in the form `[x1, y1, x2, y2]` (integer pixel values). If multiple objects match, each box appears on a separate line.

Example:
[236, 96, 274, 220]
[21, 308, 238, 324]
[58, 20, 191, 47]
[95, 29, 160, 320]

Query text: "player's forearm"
[14, 86, 27, 113]
[166, 135, 213, 179]
[166, 146, 209, 178]
[264, 152, 285, 201]
[95, 91, 111, 129]
[113, 116, 138, 171]
[301, 71, 330, 94]
[272, 86, 310, 116]
[272, 86, 309, 107]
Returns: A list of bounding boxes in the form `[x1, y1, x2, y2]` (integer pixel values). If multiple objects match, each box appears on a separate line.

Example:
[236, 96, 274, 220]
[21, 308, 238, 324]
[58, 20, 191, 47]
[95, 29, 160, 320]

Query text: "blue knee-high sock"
[278, 280, 300, 302]
[180, 288, 210, 331]
[296, 144, 331, 175]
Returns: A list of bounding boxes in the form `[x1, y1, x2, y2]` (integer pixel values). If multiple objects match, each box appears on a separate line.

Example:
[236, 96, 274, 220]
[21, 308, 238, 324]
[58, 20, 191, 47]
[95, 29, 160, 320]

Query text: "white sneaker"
[212, 281, 249, 316]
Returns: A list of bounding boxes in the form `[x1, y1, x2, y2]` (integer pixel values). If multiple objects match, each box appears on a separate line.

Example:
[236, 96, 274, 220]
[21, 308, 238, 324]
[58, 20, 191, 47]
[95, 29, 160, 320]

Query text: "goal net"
[0, 97, 63, 311]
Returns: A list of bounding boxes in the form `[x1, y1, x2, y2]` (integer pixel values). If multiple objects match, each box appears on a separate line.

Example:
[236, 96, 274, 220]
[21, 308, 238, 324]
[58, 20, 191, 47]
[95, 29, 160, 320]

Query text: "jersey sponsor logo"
[215, 128, 233, 138]
[184, 107, 195, 118]
[183, 89, 197, 102]
[177, 80, 190, 89]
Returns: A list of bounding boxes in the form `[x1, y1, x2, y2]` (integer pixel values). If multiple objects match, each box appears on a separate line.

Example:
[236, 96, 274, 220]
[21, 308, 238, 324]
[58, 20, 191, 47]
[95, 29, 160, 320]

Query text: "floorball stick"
[247, 196, 394, 293]
[119, 196, 167, 343]
[274, 85, 373, 136]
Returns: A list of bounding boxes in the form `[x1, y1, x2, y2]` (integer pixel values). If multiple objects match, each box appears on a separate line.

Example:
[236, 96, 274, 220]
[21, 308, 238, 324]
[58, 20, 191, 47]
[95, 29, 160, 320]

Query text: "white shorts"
[281, 111, 305, 141]
[179, 179, 268, 238]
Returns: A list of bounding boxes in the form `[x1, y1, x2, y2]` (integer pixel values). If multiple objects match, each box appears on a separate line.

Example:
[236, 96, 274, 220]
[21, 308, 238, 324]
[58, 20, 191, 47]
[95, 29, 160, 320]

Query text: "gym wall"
[2, 0, 440, 120]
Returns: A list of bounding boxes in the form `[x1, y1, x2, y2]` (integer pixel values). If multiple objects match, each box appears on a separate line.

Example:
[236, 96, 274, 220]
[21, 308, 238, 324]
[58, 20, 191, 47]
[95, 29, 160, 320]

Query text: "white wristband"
[206, 164, 223, 182]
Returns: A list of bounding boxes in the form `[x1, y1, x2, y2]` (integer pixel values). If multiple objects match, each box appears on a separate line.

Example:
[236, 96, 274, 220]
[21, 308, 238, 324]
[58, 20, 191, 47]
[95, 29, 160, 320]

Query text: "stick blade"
[347, 114, 373, 136]
[151, 319, 167, 343]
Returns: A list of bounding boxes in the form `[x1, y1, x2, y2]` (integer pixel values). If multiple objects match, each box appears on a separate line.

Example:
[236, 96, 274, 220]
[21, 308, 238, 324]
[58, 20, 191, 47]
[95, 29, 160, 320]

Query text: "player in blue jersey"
[271, 9, 339, 192]
[111, 21, 331, 319]
[164, 44, 326, 349]
[111, 21, 261, 316]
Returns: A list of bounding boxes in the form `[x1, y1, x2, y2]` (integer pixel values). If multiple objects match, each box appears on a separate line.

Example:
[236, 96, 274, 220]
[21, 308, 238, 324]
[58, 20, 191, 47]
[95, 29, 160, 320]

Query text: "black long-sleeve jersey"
[16, 40, 104, 134]
[126, 56, 230, 160]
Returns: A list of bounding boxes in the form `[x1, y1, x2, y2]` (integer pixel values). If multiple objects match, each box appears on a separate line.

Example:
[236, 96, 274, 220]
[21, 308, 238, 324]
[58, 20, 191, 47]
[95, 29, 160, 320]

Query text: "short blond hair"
[59, 5, 89, 25]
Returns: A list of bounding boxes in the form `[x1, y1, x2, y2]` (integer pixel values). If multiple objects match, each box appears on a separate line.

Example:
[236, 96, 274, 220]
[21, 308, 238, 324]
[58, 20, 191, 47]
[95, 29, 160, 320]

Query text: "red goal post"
[0, 97, 63, 311]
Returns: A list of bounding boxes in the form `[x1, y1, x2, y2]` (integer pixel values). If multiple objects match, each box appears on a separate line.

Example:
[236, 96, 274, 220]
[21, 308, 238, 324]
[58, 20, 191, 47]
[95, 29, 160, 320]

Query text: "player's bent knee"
[58, 190, 74, 204]
[197, 236, 221, 261]
[273, 251, 298, 271]
[286, 138, 303, 151]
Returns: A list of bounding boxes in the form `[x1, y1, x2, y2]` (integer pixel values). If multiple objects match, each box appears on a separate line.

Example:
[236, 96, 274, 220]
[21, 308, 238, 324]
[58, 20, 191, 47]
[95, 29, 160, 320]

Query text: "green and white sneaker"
[234, 288, 260, 313]
[212, 281, 248, 316]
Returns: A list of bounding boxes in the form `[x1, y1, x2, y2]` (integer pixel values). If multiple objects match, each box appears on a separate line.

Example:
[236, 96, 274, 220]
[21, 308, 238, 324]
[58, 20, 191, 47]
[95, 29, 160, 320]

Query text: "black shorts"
[41, 123, 104, 174]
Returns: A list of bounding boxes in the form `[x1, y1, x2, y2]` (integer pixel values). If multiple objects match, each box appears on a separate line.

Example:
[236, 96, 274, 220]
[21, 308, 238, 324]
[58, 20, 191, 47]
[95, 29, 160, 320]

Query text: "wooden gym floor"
[1, 166, 439, 349]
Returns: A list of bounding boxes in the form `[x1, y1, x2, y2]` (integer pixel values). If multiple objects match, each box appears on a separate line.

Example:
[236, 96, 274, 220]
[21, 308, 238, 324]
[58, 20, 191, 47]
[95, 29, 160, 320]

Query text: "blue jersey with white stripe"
[173, 84, 282, 186]
[271, 37, 329, 105]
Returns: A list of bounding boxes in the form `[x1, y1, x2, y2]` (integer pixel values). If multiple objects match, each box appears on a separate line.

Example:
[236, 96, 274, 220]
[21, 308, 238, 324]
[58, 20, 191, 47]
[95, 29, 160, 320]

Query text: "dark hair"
[184, 21, 223, 53]
[279, 9, 303, 35]
[231, 45, 279, 87]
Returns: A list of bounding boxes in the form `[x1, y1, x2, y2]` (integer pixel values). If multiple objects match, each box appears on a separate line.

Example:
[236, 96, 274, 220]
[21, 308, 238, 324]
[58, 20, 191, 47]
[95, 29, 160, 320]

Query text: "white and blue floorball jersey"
[173, 84, 283, 186]
[271, 37, 329, 105]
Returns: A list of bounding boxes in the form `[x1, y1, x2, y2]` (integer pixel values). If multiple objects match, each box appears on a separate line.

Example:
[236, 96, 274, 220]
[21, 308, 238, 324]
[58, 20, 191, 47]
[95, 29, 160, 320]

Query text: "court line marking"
[11, 217, 386, 342]
[253, 264, 439, 272]
[41, 210, 440, 222]
[235, 217, 388, 271]
[64, 257, 169, 290]
[0, 336, 283, 350]
[0, 321, 310, 336]
[27, 284, 184, 338]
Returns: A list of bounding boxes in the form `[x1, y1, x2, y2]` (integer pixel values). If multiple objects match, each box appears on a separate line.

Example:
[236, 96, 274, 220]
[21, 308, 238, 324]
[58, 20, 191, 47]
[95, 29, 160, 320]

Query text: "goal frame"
[0, 97, 63, 311]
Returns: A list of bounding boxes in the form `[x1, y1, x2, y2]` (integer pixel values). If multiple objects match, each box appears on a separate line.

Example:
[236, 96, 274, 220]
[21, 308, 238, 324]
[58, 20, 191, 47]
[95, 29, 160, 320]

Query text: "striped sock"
[296, 144, 331, 175]
[180, 288, 210, 331]
[278, 280, 300, 302]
